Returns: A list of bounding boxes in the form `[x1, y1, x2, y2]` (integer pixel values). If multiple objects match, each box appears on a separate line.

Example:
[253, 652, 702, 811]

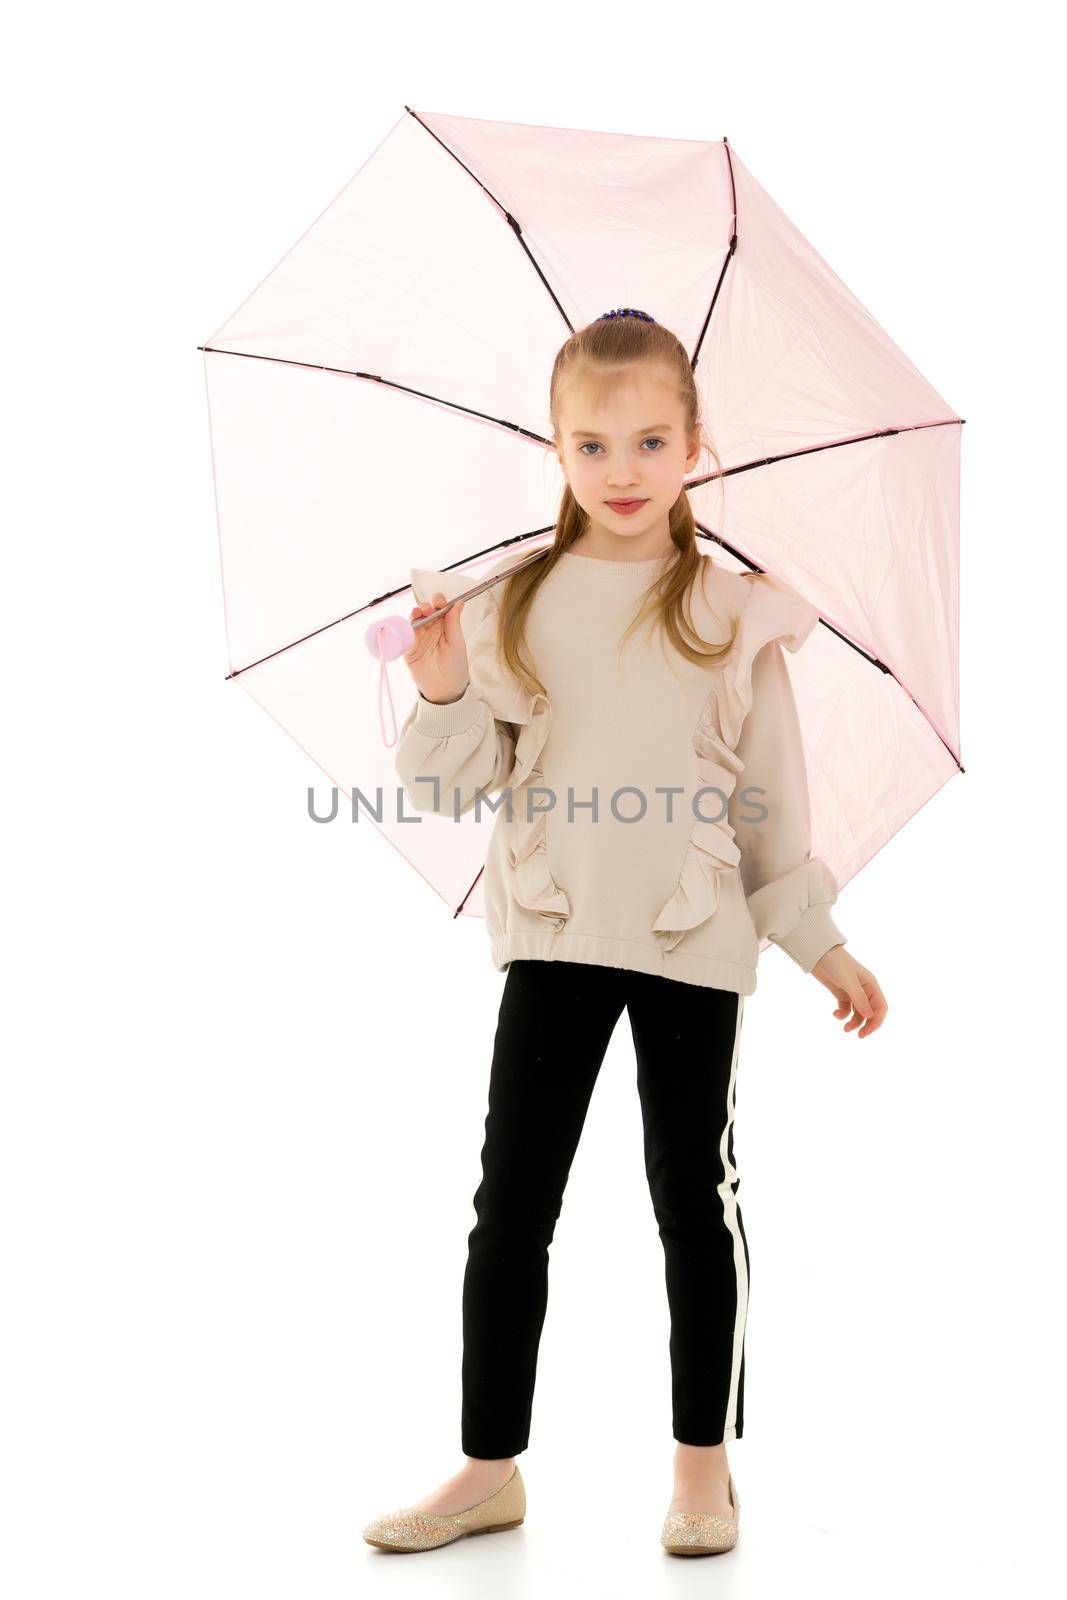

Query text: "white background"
[5, 3, 1064, 1596]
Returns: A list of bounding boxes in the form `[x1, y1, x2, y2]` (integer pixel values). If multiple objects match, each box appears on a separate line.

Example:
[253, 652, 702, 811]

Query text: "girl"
[363, 308, 887, 1558]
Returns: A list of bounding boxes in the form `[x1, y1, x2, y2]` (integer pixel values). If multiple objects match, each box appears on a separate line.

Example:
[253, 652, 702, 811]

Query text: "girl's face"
[553, 365, 702, 545]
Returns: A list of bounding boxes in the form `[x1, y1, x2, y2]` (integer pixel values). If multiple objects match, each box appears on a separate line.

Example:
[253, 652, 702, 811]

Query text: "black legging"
[461, 958, 748, 1458]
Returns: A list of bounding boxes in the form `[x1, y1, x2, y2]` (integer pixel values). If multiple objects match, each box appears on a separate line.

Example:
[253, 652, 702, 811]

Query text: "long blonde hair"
[496, 313, 740, 697]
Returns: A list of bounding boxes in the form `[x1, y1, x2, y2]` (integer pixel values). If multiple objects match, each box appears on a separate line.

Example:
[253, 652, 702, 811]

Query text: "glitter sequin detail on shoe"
[660, 1473, 740, 1555]
[362, 1465, 526, 1552]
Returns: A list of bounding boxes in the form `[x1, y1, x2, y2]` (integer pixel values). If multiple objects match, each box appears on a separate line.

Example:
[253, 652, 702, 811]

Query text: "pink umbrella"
[200, 106, 963, 938]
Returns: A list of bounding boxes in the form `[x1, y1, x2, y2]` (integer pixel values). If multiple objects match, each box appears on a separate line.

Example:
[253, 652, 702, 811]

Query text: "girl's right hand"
[403, 591, 470, 705]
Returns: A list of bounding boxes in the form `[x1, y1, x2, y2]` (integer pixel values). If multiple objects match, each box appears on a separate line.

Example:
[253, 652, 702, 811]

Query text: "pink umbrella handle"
[366, 613, 416, 661]
[367, 616, 415, 748]
[366, 545, 547, 662]
[365, 548, 546, 747]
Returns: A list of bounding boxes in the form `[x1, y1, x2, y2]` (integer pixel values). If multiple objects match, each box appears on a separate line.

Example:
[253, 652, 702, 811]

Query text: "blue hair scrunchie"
[596, 307, 656, 322]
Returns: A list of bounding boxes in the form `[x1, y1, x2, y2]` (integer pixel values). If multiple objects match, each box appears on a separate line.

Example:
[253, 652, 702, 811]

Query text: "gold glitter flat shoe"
[660, 1471, 740, 1556]
[362, 1465, 526, 1553]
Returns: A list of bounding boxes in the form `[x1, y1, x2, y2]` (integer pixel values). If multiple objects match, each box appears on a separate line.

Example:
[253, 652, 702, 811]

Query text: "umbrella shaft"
[412, 546, 548, 629]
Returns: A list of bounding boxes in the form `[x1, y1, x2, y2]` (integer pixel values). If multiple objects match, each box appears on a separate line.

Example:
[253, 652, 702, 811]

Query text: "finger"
[420, 593, 443, 634]
[841, 977, 874, 1032]
[857, 978, 888, 1036]
[866, 977, 888, 1016]
[848, 978, 883, 1037]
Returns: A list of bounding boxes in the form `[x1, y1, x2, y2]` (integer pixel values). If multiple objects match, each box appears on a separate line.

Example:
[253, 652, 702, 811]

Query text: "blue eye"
[578, 438, 665, 456]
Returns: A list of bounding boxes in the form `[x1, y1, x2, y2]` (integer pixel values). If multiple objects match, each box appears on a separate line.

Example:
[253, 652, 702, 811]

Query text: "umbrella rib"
[196, 344, 555, 447]
[694, 521, 963, 773]
[404, 105, 574, 335]
[454, 866, 484, 919]
[686, 416, 964, 489]
[690, 138, 738, 372]
[224, 529, 556, 680]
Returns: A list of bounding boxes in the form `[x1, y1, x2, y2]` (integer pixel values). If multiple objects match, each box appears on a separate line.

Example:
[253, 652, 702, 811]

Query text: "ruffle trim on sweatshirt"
[714, 570, 820, 752]
[651, 569, 821, 954]
[410, 553, 555, 794]
[466, 580, 571, 931]
[503, 691, 571, 933]
[651, 696, 745, 952]
[410, 557, 573, 933]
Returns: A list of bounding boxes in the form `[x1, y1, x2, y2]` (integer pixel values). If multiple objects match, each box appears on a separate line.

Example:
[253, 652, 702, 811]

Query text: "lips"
[605, 499, 647, 510]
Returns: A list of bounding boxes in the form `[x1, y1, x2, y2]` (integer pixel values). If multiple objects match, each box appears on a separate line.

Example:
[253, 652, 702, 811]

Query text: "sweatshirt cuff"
[774, 904, 848, 973]
[413, 681, 483, 737]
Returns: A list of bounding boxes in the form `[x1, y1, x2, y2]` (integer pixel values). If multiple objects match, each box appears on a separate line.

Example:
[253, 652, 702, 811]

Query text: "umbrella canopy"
[200, 105, 962, 932]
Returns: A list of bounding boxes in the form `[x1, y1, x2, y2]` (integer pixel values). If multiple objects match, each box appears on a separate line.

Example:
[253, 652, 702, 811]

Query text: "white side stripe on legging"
[717, 995, 747, 1440]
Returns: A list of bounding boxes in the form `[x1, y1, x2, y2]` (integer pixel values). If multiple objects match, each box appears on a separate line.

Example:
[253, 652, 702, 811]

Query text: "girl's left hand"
[810, 945, 887, 1037]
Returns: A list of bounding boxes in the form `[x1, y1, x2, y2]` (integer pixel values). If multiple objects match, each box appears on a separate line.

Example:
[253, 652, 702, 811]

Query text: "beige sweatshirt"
[394, 547, 847, 995]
